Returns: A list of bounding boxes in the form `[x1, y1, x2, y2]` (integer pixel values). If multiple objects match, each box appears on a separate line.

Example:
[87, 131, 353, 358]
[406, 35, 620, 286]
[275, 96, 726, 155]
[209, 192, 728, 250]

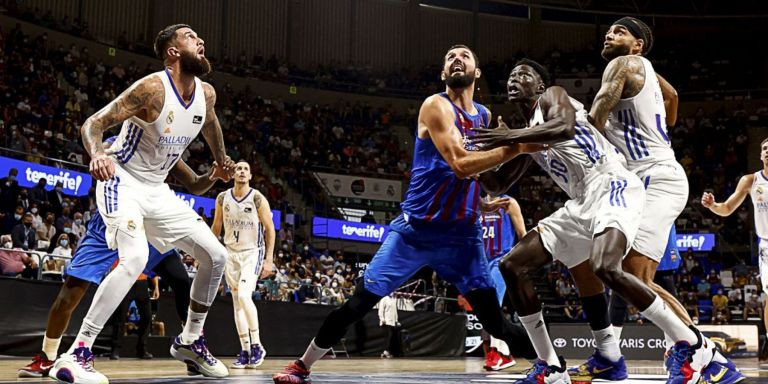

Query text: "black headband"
[613, 17, 653, 55]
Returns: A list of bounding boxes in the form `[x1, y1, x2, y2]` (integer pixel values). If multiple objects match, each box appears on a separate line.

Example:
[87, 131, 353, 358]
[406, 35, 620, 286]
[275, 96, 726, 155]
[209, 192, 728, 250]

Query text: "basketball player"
[480, 195, 525, 371]
[211, 161, 275, 369]
[50, 24, 233, 383]
[273, 45, 537, 384]
[702, 137, 768, 353]
[18, 156, 229, 379]
[470, 59, 714, 384]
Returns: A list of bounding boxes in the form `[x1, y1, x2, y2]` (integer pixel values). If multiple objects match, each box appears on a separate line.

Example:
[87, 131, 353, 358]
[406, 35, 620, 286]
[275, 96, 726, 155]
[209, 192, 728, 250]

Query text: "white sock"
[491, 337, 510, 356]
[300, 339, 330, 369]
[68, 319, 102, 353]
[664, 333, 675, 350]
[244, 301, 261, 345]
[239, 333, 251, 351]
[42, 336, 62, 360]
[519, 312, 559, 367]
[181, 309, 208, 345]
[592, 326, 621, 362]
[613, 326, 623, 340]
[640, 296, 697, 345]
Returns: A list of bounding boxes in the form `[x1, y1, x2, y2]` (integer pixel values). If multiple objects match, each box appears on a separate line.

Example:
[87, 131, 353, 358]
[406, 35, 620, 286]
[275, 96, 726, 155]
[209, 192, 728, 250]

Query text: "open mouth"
[450, 62, 465, 74]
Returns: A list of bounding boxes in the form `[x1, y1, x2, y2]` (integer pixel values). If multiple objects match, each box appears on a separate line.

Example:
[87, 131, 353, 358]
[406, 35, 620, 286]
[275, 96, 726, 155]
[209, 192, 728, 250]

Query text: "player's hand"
[222, 156, 236, 177]
[470, 117, 522, 150]
[260, 260, 275, 279]
[209, 161, 232, 182]
[152, 288, 160, 300]
[89, 153, 115, 181]
[701, 192, 716, 208]
[480, 196, 511, 213]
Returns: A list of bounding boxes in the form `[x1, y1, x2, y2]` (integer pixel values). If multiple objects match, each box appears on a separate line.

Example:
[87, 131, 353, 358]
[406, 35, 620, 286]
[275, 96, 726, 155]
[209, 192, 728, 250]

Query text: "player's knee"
[236, 290, 252, 307]
[499, 251, 525, 280]
[595, 264, 623, 287]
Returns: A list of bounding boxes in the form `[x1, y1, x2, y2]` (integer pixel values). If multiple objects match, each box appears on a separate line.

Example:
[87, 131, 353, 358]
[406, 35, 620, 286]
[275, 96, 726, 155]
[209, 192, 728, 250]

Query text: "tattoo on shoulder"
[216, 192, 225, 205]
[620, 56, 645, 98]
[253, 192, 262, 210]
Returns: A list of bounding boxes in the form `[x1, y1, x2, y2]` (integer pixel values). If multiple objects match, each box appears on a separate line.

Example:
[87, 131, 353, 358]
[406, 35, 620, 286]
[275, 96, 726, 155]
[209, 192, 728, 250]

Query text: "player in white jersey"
[471, 59, 713, 384]
[702, 137, 768, 353]
[211, 161, 276, 369]
[581, 17, 740, 384]
[52, 25, 234, 384]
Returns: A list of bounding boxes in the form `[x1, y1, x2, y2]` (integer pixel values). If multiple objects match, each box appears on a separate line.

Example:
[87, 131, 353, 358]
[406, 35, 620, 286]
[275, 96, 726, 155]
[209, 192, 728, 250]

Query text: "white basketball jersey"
[604, 56, 675, 170]
[750, 171, 768, 239]
[529, 96, 621, 198]
[107, 69, 207, 185]
[222, 188, 265, 252]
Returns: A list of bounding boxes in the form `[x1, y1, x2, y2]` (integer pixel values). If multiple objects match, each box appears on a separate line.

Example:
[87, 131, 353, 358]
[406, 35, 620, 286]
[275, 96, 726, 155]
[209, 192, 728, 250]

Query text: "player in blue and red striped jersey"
[274, 45, 537, 384]
[480, 195, 526, 371]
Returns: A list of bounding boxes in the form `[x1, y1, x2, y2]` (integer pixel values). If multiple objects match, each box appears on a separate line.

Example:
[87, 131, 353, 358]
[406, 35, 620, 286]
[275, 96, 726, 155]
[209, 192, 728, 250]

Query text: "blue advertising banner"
[312, 217, 388, 243]
[675, 233, 716, 252]
[0, 156, 92, 196]
[175, 191, 281, 230]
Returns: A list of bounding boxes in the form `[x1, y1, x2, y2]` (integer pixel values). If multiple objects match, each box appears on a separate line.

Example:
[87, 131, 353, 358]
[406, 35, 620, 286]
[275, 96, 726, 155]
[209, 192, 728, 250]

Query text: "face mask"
[332, 283, 339, 288]
[60, 240, 69, 247]
[14, 214, 21, 220]
[280, 269, 286, 274]
[75, 219, 82, 225]
[64, 227, 72, 234]
[3, 242, 11, 248]
[315, 273, 321, 278]
[31, 208, 38, 214]
[56, 187, 63, 193]
[336, 270, 342, 274]
[61, 202, 68, 208]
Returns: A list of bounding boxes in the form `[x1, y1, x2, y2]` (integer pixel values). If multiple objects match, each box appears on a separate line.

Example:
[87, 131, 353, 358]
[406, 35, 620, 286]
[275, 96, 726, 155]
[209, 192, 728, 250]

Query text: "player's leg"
[224, 252, 250, 369]
[151, 253, 191, 323]
[18, 276, 91, 378]
[486, 258, 515, 370]
[568, 261, 626, 376]
[274, 230, 420, 384]
[169, 229, 228, 377]
[134, 279, 153, 359]
[109, 293, 130, 360]
[240, 249, 265, 367]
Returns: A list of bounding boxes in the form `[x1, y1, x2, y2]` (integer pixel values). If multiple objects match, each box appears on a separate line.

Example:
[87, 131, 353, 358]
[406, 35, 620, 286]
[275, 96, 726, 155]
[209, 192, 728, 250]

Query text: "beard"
[444, 72, 475, 89]
[601, 43, 632, 61]
[180, 51, 212, 76]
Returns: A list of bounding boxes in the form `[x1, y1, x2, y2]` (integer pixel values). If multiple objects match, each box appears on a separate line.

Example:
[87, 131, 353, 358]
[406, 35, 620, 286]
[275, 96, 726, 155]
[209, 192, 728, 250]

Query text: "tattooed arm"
[254, 190, 276, 278]
[588, 56, 644, 132]
[210, 192, 225, 238]
[81, 75, 164, 181]
[201, 83, 231, 168]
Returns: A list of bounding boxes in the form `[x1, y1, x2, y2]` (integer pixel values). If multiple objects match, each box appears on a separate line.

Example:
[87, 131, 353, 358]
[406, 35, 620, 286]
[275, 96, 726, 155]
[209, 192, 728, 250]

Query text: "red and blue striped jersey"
[480, 200, 517, 260]
[400, 93, 489, 226]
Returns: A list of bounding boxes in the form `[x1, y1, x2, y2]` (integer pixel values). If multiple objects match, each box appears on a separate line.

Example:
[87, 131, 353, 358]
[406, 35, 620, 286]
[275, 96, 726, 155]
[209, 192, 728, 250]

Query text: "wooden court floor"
[2, 357, 767, 383]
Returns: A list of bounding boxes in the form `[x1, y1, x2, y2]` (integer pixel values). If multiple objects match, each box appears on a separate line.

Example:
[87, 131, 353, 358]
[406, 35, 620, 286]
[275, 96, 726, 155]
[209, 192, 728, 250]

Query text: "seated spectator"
[563, 300, 584, 321]
[36, 212, 56, 249]
[684, 292, 699, 318]
[4, 205, 24, 234]
[52, 233, 72, 259]
[11, 213, 36, 250]
[712, 288, 730, 322]
[182, 253, 197, 280]
[0, 234, 38, 278]
[696, 279, 711, 299]
[728, 287, 743, 307]
[744, 294, 761, 320]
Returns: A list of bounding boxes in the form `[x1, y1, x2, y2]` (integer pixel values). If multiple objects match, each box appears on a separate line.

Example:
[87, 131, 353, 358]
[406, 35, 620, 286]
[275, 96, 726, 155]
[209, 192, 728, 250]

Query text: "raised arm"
[470, 87, 576, 149]
[210, 192, 225, 238]
[168, 159, 230, 195]
[82, 75, 164, 181]
[701, 174, 754, 216]
[200, 83, 230, 167]
[656, 73, 679, 126]
[420, 95, 519, 179]
[506, 197, 527, 239]
[255, 191, 276, 278]
[589, 56, 644, 132]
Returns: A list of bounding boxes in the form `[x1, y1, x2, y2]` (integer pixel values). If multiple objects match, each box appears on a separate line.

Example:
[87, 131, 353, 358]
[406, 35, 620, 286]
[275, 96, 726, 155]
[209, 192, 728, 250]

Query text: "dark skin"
[474, 64, 657, 318]
[42, 157, 230, 342]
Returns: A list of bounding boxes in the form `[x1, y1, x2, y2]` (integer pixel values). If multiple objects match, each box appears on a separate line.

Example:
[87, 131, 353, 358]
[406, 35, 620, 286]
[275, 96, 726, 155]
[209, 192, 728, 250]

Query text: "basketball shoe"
[48, 343, 108, 384]
[18, 352, 55, 378]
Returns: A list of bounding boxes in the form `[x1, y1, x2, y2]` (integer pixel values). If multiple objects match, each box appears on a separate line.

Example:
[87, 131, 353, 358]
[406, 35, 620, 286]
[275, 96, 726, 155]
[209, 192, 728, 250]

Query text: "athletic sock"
[180, 309, 208, 345]
[519, 312, 559, 367]
[42, 336, 61, 360]
[592, 326, 621, 362]
[613, 325, 623, 340]
[300, 339, 330, 369]
[640, 296, 697, 345]
[239, 333, 250, 351]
